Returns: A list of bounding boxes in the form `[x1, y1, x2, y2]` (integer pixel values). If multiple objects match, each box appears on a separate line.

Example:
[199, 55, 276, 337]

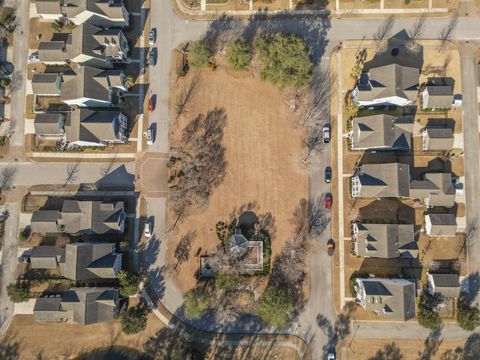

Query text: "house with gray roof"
[32, 73, 62, 96]
[422, 127, 454, 151]
[227, 229, 264, 273]
[38, 23, 128, 68]
[30, 246, 65, 269]
[31, 200, 125, 235]
[61, 66, 127, 107]
[422, 85, 453, 109]
[34, 113, 66, 138]
[425, 213, 457, 237]
[427, 273, 461, 298]
[351, 114, 413, 151]
[353, 222, 418, 259]
[65, 108, 128, 146]
[36, 0, 129, 27]
[353, 63, 419, 107]
[410, 173, 455, 208]
[34, 287, 120, 325]
[355, 278, 416, 321]
[351, 163, 410, 198]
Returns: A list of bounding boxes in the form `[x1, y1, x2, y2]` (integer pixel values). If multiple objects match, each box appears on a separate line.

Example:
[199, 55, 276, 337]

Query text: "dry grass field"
[167, 57, 308, 294]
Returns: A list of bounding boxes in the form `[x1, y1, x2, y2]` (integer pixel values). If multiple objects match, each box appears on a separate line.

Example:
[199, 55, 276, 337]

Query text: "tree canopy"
[227, 38, 252, 71]
[457, 294, 480, 331]
[417, 293, 442, 330]
[121, 304, 147, 334]
[257, 286, 294, 329]
[7, 282, 30, 303]
[189, 41, 213, 69]
[254, 33, 313, 87]
[117, 270, 140, 298]
[183, 287, 210, 319]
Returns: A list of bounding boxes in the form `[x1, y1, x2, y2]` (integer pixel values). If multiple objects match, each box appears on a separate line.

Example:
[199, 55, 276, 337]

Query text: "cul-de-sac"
[0, 0, 479, 359]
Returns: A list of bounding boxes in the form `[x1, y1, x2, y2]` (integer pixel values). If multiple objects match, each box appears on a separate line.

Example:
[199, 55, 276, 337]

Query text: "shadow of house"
[410, 157, 453, 179]
[358, 199, 415, 224]
[425, 118, 456, 132]
[95, 164, 135, 189]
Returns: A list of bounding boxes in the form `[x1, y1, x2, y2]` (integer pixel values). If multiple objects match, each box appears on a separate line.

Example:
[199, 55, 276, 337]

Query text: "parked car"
[28, 52, 39, 62]
[148, 50, 155, 66]
[146, 128, 153, 145]
[326, 239, 335, 256]
[144, 221, 152, 238]
[325, 166, 332, 183]
[324, 193, 332, 209]
[17, 255, 29, 264]
[0, 64, 9, 75]
[148, 96, 155, 112]
[327, 352, 336, 360]
[323, 123, 330, 144]
[148, 29, 156, 45]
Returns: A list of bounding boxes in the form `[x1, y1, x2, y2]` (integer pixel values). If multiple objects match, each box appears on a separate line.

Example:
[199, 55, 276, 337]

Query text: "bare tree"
[461, 217, 478, 256]
[100, 152, 118, 178]
[406, 14, 426, 53]
[174, 74, 200, 122]
[438, 13, 458, 51]
[6, 71, 22, 96]
[373, 15, 395, 53]
[174, 231, 196, 270]
[0, 166, 17, 192]
[64, 162, 80, 186]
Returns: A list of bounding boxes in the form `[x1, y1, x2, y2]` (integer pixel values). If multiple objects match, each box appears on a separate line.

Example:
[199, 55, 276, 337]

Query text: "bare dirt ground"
[167, 57, 308, 294]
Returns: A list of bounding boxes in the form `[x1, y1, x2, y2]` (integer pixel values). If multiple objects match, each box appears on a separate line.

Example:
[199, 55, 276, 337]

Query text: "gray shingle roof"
[36, 0, 62, 16]
[423, 128, 454, 151]
[32, 74, 61, 95]
[352, 114, 413, 150]
[354, 223, 417, 258]
[34, 113, 65, 136]
[38, 38, 71, 63]
[31, 210, 61, 233]
[428, 273, 460, 298]
[410, 173, 455, 207]
[426, 213, 457, 236]
[353, 163, 410, 198]
[30, 246, 65, 269]
[358, 278, 416, 321]
[62, 0, 128, 26]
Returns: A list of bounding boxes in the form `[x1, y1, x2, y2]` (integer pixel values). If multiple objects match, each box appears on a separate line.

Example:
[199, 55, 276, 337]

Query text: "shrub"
[183, 287, 209, 319]
[189, 41, 213, 70]
[457, 294, 480, 331]
[119, 241, 129, 251]
[215, 273, 239, 292]
[124, 75, 135, 89]
[18, 226, 31, 241]
[118, 270, 140, 297]
[227, 38, 252, 71]
[121, 304, 147, 334]
[257, 286, 294, 329]
[7, 282, 30, 303]
[254, 33, 313, 87]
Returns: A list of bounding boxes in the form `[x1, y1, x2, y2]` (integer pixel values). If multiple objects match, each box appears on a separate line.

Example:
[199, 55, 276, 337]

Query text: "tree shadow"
[0, 333, 20, 360]
[461, 272, 480, 305]
[418, 327, 443, 360]
[368, 342, 403, 360]
[316, 312, 351, 356]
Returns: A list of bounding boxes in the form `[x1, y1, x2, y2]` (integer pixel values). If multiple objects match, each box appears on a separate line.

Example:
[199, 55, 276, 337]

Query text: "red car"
[324, 193, 332, 209]
[148, 96, 154, 112]
[327, 239, 335, 256]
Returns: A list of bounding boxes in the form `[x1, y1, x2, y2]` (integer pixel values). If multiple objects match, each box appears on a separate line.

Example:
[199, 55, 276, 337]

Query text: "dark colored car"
[324, 193, 332, 209]
[325, 166, 332, 183]
[327, 239, 335, 256]
[148, 49, 155, 66]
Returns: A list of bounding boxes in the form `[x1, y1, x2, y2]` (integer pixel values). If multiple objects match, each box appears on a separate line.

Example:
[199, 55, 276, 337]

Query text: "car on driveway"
[327, 351, 336, 360]
[28, 52, 39, 62]
[323, 123, 330, 144]
[144, 221, 152, 238]
[325, 166, 332, 183]
[148, 49, 155, 66]
[324, 193, 332, 209]
[146, 127, 153, 145]
[148, 29, 156, 45]
[326, 239, 335, 256]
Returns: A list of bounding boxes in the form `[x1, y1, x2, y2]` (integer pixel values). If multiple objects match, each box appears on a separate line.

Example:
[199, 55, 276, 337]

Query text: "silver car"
[148, 29, 156, 45]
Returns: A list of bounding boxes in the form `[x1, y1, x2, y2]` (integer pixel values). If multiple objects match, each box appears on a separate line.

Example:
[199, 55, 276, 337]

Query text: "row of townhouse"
[32, 1, 132, 148]
[348, 47, 462, 321]
[27, 198, 127, 325]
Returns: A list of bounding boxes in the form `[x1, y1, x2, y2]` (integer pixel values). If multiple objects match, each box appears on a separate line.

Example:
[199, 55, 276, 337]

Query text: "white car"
[327, 353, 336, 360]
[144, 221, 152, 238]
[148, 29, 156, 45]
[146, 128, 153, 145]
[323, 123, 330, 144]
[28, 52, 39, 62]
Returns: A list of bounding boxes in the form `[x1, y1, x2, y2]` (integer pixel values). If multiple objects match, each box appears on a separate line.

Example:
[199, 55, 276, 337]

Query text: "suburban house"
[32, 73, 62, 96]
[227, 229, 264, 273]
[350, 115, 413, 151]
[31, 199, 126, 235]
[34, 109, 128, 146]
[354, 278, 416, 321]
[427, 273, 461, 298]
[30, 243, 122, 281]
[36, 0, 129, 28]
[34, 113, 66, 139]
[425, 213, 457, 237]
[410, 173, 456, 208]
[351, 163, 410, 198]
[61, 66, 127, 107]
[352, 222, 418, 259]
[422, 127, 454, 151]
[33, 287, 120, 325]
[352, 63, 420, 107]
[422, 84, 454, 110]
[38, 23, 129, 68]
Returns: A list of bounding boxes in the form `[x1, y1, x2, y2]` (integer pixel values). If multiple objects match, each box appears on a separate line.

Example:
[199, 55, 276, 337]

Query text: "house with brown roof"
[351, 114, 413, 151]
[351, 163, 411, 198]
[410, 173, 456, 208]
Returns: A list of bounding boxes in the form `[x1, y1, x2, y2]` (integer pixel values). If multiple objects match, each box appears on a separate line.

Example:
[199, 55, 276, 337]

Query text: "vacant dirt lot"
[167, 57, 308, 293]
